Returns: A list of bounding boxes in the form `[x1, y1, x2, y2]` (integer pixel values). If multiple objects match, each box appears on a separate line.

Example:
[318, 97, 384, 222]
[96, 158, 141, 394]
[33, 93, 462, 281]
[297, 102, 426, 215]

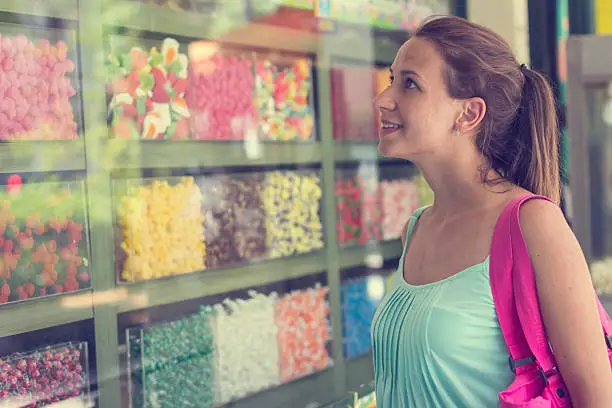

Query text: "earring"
[455, 128, 461, 137]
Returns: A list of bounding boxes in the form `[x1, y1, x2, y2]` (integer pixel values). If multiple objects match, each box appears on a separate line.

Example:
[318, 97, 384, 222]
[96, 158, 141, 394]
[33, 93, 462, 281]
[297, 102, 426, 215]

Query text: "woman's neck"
[418, 154, 513, 219]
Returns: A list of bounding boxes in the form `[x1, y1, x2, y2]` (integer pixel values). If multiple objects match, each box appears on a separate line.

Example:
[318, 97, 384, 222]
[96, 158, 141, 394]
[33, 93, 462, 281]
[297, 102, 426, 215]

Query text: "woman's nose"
[374, 88, 396, 112]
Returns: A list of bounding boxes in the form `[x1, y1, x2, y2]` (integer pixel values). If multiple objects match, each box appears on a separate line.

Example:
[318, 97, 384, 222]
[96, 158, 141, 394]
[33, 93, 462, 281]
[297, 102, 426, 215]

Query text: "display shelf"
[345, 353, 374, 394]
[117, 251, 326, 312]
[0, 0, 78, 20]
[229, 368, 335, 408]
[104, 1, 319, 54]
[338, 239, 402, 270]
[0, 290, 93, 337]
[109, 140, 322, 169]
[0, 142, 85, 173]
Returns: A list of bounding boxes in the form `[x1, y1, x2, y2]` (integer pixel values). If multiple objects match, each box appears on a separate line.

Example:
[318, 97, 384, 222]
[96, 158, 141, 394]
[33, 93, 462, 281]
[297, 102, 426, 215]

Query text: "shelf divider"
[117, 251, 327, 313]
[0, 291, 94, 337]
[0, 0, 79, 20]
[108, 140, 323, 170]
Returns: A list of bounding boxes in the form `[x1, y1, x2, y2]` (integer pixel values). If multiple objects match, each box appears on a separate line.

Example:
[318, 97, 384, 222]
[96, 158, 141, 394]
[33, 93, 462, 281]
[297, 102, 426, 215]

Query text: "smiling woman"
[371, 15, 612, 408]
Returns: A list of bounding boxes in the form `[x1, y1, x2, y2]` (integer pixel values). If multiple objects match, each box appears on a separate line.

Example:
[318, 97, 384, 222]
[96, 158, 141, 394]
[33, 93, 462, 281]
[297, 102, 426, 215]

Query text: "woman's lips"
[379, 122, 403, 138]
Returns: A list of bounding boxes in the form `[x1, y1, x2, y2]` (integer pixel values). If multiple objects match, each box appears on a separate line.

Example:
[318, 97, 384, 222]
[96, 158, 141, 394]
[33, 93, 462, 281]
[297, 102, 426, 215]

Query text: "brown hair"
[414, 15, 561, 203]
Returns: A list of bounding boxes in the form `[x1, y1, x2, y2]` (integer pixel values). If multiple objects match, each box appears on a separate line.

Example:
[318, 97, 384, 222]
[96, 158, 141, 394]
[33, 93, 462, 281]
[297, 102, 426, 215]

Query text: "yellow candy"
[118, 177, 206, 282]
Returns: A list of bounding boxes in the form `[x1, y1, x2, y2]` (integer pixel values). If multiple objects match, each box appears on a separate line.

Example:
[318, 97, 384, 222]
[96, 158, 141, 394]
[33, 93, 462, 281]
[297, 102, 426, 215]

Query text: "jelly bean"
[254, 58, 314, 141]
[380, 179, 420, 240]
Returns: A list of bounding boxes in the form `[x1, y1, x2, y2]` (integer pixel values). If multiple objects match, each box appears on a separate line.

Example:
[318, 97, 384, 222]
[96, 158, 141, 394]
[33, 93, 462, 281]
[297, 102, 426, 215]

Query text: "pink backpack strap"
[492, 194, 612, 378]
[490, 195, 535, 374]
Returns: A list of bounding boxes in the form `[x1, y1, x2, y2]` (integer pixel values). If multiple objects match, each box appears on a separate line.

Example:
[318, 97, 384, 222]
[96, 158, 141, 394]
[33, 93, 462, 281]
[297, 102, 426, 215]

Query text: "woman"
[371, 15, 612, 407]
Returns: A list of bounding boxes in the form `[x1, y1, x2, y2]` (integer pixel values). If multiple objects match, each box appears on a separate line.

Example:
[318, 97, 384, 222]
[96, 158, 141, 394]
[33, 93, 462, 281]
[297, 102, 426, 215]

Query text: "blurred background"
[0, 0, 610, 407]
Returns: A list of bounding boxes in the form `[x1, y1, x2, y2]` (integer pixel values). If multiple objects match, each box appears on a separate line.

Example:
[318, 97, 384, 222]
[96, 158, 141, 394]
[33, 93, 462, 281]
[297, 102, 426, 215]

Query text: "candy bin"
[262, 170, 324, 258]
[198, 175, 238, 268]
[0, 30, 78, 140]
[335, 165, 382, 247]
[0, 342, 91, 407]
[0, 181, 90, 305]
[355, 170, 383, 244]
[330, 61, 377, 141]
[187, 42, 257, 141]
[198, 172, 266, 269]
[275, 283, 332, 383]
[106, 37, 191, 140]
[127, 308, 216, 408]
[340, 272, 388, 359]
[116, 177, 205, 282]
[335, 170, 362, 247]
[213, 290, 281, 404]
[380, 178, 420, 240]
[254, 54, 315, 141]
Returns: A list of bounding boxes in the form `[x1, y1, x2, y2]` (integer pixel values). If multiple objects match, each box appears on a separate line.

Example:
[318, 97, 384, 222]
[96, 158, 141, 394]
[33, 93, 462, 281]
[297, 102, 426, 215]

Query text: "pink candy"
[0, 34, 77, 140]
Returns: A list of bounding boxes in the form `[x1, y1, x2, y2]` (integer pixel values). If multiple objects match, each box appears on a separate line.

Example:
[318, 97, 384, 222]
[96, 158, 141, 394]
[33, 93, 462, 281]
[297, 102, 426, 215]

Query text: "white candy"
[213, 291, 280, 404]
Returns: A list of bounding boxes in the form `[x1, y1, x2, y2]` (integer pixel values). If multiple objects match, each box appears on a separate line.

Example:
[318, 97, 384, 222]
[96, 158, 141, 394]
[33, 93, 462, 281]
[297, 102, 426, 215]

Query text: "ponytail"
[509, 65, 561, 204]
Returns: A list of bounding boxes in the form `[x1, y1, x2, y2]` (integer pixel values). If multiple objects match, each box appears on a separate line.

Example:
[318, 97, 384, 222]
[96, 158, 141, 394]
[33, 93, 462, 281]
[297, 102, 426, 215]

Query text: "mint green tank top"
[371, 207, 513, 407]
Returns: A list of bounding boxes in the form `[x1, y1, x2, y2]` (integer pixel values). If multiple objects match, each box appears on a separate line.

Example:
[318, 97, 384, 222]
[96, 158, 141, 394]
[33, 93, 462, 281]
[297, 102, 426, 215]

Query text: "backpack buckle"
[508, 355, 535, 374]
[537, 366, 558, 386]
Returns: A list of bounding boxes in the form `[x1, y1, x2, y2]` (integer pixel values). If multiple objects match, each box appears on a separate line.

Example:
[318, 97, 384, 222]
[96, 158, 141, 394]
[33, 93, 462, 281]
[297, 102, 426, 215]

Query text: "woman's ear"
[457, 97, 486, 134]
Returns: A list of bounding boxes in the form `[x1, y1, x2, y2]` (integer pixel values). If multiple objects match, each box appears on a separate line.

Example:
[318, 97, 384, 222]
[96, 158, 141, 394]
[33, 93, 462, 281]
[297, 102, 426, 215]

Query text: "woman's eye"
[404, 78, 417, 89]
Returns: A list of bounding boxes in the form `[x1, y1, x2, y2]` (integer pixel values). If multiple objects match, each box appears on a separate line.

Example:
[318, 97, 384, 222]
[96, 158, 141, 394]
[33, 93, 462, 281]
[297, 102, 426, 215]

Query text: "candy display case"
[0, 341, 92, 407]
[0, 22, 81, 141]
[114, 169, 323, 283]
[0, 180, 90, 305]
[340, 264, 393, 359]
[330, 59, 378, 142]
[124, 273, 332, 407]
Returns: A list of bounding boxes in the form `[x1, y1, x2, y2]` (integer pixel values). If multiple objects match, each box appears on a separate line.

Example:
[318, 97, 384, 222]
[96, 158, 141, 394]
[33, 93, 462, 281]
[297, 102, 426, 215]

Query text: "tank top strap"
[400, 205, 430, 260]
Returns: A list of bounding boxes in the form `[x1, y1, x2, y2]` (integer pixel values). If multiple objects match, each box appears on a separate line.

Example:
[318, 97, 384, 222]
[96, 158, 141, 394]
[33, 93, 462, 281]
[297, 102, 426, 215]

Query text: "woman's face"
[374, 37, 463, 161]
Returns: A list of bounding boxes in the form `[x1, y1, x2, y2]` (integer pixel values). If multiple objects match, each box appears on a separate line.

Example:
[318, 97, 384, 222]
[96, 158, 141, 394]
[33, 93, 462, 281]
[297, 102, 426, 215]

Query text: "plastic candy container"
[0, 182, 89, 304]
[330, 63, 377, 141]
[340, 275, 387, 359]
[380, 179, 420, 240]
[335, 171, 382, 247]
[214, 291, 280, 404]
[188, 47, 257, 141]
[198, 173, 266, 269]
[263, 171, 324, 258]
[117, 177, 205, 282]
[255, 58, 314, 141]
[0, 34, 77, 140]
[276, 284, 332, 382]
[106, 38, 190, 140]
[128, 308, 216, 408]
[0, 342, 90, 407]
[354, 391, 377, 408]
[128, 284, 331, 406]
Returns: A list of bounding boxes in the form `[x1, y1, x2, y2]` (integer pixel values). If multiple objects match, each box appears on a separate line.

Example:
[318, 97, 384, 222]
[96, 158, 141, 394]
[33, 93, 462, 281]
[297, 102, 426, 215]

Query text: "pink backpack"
[490, 194, 612, 407]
